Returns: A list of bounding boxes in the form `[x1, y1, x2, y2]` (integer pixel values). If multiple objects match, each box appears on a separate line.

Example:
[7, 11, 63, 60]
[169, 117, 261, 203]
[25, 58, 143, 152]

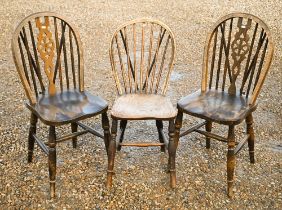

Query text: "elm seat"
[111, 94, 177, 120]
[26, 90, 108, 126]
[177, 89, 257, 125]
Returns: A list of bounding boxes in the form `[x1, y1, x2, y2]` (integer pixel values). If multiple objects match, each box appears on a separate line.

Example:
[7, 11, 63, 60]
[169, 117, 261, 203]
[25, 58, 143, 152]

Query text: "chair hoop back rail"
[109, 18, 176, 95]
[107, 19, 177, 189]
[176, 13, 274, 197]
[11, 12, 110, 198]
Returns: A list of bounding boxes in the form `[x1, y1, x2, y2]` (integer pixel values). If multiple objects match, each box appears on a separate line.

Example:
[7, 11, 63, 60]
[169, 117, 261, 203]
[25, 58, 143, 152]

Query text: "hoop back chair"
[108, 19, 177, 187]
[176, 13, 274, 197]
[11, 12, 111, 198]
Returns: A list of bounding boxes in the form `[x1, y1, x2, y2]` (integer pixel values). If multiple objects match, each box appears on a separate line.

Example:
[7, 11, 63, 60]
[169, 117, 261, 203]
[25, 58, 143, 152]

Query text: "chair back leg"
[246, 114, 255, 163]
[28, 113, 38, 163]
[107, 119, 117, 188]
[205, 121, 212, 149]
[227, 125, 236, 197]
[175, 111, 183, 148]
[48, 126, 57, 198]
[168, 120, 176, 188]
[117, 120, 127, 151]
[71, 122, 78, 148]
[156, 120, 166, 152]
[102, 113, 111, 154]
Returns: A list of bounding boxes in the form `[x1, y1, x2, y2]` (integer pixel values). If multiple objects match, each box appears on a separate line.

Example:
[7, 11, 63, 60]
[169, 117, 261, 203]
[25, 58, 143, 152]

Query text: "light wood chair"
[175, 13, 274, 197]
[11, 12, 112, 198]
[107, 19, 177, 187]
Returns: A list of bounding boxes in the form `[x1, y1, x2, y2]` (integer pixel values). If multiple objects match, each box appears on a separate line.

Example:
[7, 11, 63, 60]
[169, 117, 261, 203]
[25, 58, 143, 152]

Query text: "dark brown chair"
[11, 12, 112, 198]
[175, 13, 274, 197]
[107, 19, 177, 187]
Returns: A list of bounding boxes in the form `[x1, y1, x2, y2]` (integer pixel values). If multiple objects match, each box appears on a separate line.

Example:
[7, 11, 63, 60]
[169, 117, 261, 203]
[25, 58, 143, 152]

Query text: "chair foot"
[227, 180, 234, 198]
[170, 170, 176, 188]
[106, 171, 114, 188]
[28, 113, 38, 163]
[50, 181, 56, 198]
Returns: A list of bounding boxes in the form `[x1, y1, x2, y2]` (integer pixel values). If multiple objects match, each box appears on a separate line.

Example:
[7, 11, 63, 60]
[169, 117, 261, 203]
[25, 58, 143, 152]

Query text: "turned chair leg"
[175, 111, 183, 148]
[28, 113, 38, 163]
[117, 120, 127, 151]
[102, 113, 111, 154]
[246, 114, 255, 163]
[48, 126, 57, 198]
[227, 125, 236, 197]
[71, 122, 78, 148]
[168, 120, 176, 188]
[205, 121, 212, 149]
[156, 120, 165, 152]
[106, 119, 117, 188]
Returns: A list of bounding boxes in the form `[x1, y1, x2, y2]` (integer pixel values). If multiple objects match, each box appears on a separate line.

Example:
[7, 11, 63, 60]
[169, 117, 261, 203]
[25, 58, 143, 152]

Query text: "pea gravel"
[0, 0, 281, 209]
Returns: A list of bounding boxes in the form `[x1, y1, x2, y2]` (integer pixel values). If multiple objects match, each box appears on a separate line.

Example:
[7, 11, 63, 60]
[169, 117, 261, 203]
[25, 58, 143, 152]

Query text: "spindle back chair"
[176, 13, 274, 197]
[107, 19, 177, 188]
[11, 12, 111, 198]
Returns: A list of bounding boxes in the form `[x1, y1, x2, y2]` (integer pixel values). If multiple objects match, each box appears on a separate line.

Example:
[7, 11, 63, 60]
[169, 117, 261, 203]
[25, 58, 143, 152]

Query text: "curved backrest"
[201, 13, 274, 105]
[109, 19, 176, 95]
[12, 12, 84, 104]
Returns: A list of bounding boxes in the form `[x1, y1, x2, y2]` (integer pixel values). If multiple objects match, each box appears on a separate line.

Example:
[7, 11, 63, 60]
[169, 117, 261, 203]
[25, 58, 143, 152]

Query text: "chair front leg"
[227, 125, 236, 197]
[48, 126, 57, 198]
[117, 120, 127, 151]
[28, 113, 38, 163]
[156, 120, 165, 152]
[175, 111, 183, 148]
[106, 119, 117, 188]
[71, 122, 78, 148]
[205, 121, 212, 149]
[246, 113, 255, 163]
[168, 120, 176, 188]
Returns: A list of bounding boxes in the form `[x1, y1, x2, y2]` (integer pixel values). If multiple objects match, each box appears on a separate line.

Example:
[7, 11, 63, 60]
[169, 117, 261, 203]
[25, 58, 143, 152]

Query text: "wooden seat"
[111, 94, 177, 120]
[107, 19, 177, 188]
[175, 13, 274, 197]
[26, 90, 108, 125]
[177, 89, 256, 125]
[11, 12, 112, 198]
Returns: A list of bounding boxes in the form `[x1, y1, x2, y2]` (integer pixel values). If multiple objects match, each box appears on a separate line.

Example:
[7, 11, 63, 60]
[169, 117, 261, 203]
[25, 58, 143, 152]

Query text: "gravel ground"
[0, 0, 281, 209]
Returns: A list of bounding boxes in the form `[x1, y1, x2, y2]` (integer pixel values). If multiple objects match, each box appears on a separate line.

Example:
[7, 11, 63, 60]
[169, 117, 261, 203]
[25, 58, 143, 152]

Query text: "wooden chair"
[175, 13, 274, 197]
[11, 12, 112, 198]
[107, 19, 177, 187]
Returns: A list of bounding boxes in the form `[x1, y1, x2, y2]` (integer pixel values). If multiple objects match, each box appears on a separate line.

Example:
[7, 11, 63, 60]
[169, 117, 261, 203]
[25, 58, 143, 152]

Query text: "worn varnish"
[11, 12, 111, 198]
[108, 19, 177, 188]
[176, 13, 274, 197]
